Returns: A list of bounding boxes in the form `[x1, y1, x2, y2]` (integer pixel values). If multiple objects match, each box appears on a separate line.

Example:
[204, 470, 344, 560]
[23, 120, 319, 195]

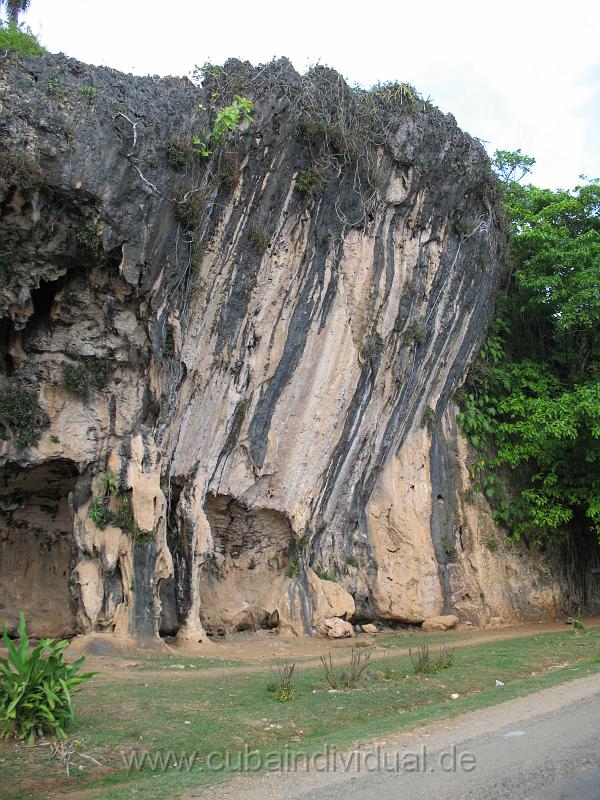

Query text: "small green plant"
[99, 470, 119, 496]
[61, 362, 89, 397]
[285, 533, 309, 578]
[88, 475, 155, 547]
[0, 384, 48, 447]
[572, 609, 585, 635]
[0, 21, 45, 56]
[295, 167, 324, 196]
[76, 220, 102, 253]
[249, 226, 269, 253]
[50, 435, 60, 444]
[345, 555, 359, 568]
[442, 540, 456, 560]
[314, 564, 334, 581]
[421, 406, 435, 427]
[80, 86, 96, 105]
[192, 96, 253, 158]
[0, 612, 94, 743]
[44, 74, 62, 97]
[486, 537, 499, 552]
[271, 662, 296, 702]
[410, 644, 454, 675]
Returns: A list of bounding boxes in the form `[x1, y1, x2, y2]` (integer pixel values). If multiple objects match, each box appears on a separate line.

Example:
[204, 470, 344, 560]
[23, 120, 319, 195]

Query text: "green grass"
[1, 629, 599, 799]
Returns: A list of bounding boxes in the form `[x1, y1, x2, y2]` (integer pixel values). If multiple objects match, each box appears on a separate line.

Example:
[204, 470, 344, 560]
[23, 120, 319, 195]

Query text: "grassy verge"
[1, 628, 599, 799]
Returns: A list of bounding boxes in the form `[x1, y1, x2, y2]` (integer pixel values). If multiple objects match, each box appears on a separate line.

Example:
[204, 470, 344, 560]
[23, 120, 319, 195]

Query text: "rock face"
[1, 53, 599, 641]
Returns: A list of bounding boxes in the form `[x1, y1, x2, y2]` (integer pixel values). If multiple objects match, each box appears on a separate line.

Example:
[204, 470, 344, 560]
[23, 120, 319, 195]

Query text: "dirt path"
[75, 617, 600, 684]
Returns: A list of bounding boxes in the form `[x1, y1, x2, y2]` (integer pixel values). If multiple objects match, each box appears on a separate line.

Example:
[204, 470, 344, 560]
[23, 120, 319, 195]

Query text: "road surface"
[191, 673, 600, 800]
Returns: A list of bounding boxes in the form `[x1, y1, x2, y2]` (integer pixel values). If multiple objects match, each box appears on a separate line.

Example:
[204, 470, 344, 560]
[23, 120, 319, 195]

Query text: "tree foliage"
[459, 152, 600, 543]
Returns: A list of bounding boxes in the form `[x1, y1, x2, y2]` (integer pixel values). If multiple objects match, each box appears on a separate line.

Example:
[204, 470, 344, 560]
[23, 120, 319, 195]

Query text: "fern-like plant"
[0, 613, 94, 743]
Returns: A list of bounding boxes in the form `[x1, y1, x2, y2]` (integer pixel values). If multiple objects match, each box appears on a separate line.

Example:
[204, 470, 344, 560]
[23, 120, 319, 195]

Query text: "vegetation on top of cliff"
[459, 152, 600, 544]
[194, 58, 429, 166]
[0, 20, 44, 56]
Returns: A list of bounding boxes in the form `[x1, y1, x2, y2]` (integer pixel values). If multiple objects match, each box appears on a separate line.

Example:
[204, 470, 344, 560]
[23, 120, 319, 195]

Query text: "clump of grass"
[167, 136, 197, 170]
[0, 384, 48, 448]
[0, 151, 44, 191]
[402, 318, 428, 347]
[271, 662, 296, 702]
[410, 644, 454, 675]
[345, 555, 359, 568]
[249, 226, 269, 253]
[76, 220, 102, 253]
[295, 167, 325, 196]
[61, 362, 89, 397]
[314, 564, 334, 581]
[320, 648, 371, 690]
[175, 190, 207, 229]
[217, 152, 239, 186]
[421, 406, 435, 428]
[362, 331, 385, 364]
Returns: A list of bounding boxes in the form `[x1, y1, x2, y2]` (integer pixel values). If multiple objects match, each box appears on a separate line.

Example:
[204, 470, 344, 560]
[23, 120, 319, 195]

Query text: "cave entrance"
[199, 494, 294, 634]
[0, 459, 79, 638]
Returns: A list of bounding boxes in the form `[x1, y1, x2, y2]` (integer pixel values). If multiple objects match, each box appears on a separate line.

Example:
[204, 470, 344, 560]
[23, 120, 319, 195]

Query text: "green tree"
[459, 153, 600, 543]
[1, 0, 31, 23]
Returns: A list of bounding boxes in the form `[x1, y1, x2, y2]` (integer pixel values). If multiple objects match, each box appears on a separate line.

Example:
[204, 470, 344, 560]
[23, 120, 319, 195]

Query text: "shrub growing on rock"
[0, 384, 48, 447]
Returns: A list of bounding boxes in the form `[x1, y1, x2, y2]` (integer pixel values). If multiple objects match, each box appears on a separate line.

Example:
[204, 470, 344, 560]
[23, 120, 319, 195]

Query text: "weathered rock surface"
[1, 53, 599, 641]
[421, 614, 459, 632]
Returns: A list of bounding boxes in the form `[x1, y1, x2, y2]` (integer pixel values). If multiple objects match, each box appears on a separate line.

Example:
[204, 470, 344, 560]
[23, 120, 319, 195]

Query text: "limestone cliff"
[1, 53, 596, 641]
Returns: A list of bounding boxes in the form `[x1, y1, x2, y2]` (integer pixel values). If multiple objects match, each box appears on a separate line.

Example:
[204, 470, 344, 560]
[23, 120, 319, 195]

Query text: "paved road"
[192, 673, 600, 800]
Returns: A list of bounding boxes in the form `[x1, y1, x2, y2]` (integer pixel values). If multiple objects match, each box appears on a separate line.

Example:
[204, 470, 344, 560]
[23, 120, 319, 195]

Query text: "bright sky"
[12, 0, 600, 188]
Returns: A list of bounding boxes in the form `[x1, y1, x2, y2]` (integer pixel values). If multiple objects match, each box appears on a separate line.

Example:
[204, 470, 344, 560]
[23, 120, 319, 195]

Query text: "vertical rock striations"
[1, 54, 596, 641]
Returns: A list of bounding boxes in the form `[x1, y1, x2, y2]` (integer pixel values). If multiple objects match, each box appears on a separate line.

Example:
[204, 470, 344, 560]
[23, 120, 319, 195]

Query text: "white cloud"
[13, 0, 600, 187]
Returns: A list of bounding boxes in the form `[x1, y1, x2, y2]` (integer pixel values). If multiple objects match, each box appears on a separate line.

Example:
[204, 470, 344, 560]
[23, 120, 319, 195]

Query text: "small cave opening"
[198, 493, 295, 635]
[0, 318, 15, 376]
[31, 277, 61, 319]
[0, 458, 79, 638]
